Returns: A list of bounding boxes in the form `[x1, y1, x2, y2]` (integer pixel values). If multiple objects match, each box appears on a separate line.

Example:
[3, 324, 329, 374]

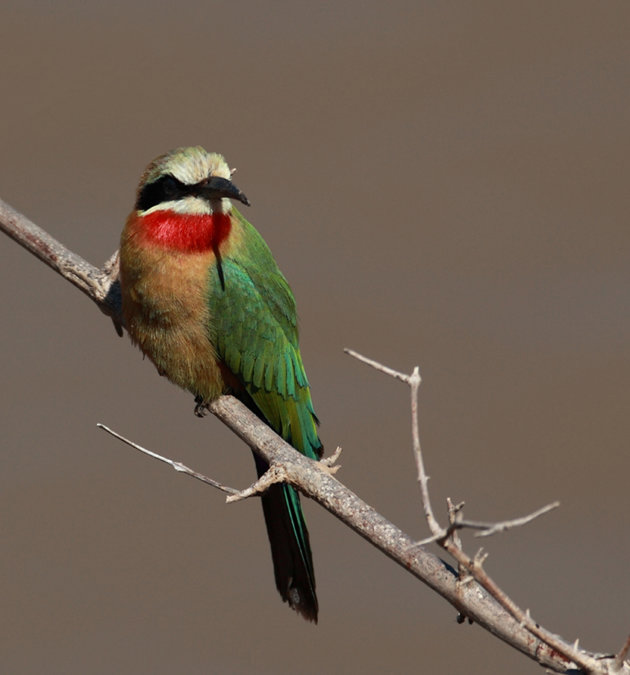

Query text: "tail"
[235, 382, 322, 622]
[253, 453, 318, 622]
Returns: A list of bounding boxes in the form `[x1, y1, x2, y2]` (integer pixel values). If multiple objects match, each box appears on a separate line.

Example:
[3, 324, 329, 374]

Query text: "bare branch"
[470, 501, 560, 537]
[0, 198, 120, 318]
[345, 349, 441, 535]
[346, 349, 608, 673]
[343, 347, 410, 383]
[411, 501, 559, 547]
[97, 423, 239, 495]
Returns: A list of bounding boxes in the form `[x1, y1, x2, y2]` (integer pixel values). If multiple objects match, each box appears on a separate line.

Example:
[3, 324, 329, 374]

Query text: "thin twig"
[343, 348, 410, 383]
[97, 423, 239, 495]
[408, 365, 441, 533]
[411, 501, 559, 546]
[469, 501, 560, 537]
[344, 349, 440, 534]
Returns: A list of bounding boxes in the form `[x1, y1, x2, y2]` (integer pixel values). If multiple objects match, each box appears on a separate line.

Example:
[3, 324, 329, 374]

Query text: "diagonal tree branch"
[0, 198, 119, 313]
[1, 195, 627, 675]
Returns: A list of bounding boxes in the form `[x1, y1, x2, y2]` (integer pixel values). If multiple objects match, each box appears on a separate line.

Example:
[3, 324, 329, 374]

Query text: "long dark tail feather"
[235, 389, 319, 621]
[253, 453, 318, 622]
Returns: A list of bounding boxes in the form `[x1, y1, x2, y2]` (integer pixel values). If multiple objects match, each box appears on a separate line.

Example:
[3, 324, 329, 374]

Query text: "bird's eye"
[137, 174, 186, 211]
[161, 175, 179, 198]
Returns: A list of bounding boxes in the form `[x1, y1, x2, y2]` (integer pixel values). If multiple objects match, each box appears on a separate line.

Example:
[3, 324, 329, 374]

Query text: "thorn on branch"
[448, 499, 466, 520]
[519, 609, 532, 629]
[446, 497, 465, 567]
[473, 548, 488, 568]
[613, 633, 630, 671]
[320, 446, 342, 474]
[457, 572, 475, 587]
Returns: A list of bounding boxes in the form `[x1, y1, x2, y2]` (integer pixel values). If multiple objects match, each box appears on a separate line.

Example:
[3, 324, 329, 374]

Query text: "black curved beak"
[198, 176, 250, 206]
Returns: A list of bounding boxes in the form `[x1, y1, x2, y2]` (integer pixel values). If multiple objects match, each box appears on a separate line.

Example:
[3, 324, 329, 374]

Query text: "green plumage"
[208, 209, 322, 620]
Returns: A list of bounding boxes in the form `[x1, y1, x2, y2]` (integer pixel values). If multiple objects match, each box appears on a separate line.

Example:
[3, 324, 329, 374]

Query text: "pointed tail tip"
[286, 589, 319, 624]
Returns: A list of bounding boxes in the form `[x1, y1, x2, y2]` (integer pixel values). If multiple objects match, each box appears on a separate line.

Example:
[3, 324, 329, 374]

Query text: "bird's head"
[135, 146, 250, 216]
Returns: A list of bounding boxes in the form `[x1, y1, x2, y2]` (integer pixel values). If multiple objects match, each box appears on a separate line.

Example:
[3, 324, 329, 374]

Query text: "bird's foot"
[226, 464, 289, 503]
[194, 395, 209, 418]
[319, 446, 342, 475]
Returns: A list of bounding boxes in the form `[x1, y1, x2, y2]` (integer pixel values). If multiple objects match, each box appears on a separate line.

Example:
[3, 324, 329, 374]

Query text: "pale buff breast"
[120, 238, 226, 402]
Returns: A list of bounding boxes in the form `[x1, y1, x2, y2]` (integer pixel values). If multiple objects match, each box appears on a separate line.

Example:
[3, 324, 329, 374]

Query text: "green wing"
[208, 211, 321, 460]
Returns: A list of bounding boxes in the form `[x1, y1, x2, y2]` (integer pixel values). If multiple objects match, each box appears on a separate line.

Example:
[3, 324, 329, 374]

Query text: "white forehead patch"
[142, 146, 232, 186]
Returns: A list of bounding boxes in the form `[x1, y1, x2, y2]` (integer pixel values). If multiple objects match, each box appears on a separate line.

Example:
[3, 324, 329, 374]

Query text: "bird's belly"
[121, 248, 225, 401]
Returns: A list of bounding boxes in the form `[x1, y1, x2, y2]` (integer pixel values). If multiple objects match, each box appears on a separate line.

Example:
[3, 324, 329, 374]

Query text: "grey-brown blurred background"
[2, 2, 629, 673]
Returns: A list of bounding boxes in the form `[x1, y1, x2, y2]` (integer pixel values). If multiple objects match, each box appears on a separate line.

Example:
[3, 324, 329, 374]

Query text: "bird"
[119, 146, 321, 622]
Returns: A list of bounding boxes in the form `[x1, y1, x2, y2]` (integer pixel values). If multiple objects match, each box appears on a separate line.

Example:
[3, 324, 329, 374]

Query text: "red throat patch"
[136, 209, 232, 253]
